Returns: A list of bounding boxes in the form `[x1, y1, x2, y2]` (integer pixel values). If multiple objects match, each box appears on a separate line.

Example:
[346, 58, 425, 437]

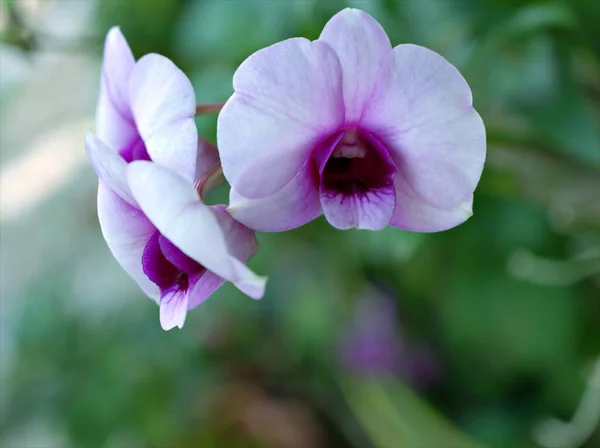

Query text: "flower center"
[119, 136, 150, 163]
[322, 130, 393, 195]
[142, 231, 204, 297]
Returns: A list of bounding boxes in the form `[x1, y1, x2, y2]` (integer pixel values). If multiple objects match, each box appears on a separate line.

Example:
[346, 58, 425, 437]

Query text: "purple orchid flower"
[85, 28, 265, 330]
[217, 8, 486, 232]
[339, 292, 439, 387]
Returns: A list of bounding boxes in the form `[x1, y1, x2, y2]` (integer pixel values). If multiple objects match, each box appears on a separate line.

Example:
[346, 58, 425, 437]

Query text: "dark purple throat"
[319, 129, 396, 197]
[142, 231, 205, 298]
[119, 136, 151, 163]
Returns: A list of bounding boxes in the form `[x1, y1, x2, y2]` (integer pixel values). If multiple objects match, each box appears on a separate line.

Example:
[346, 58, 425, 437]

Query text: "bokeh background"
[1, 0, 599, 447]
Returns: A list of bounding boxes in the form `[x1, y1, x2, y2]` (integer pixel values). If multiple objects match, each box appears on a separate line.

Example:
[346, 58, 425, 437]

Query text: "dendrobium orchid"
[218, 8, 486, 232]
[85, 28, 265, 330]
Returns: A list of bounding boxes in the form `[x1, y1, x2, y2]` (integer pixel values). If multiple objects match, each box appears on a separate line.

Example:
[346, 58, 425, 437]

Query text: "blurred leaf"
[174, 0, 295, 64]
[341, 376, 489, 448]
[95, 0, 182, 58]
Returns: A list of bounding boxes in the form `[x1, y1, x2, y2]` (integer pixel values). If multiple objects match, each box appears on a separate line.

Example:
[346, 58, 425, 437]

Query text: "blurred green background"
[1, 0, 599, 447]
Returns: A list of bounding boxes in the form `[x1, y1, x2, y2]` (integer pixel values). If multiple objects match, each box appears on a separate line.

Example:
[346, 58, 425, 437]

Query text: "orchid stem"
[195, 103, 224, 116]
[195, 163, 224, 201]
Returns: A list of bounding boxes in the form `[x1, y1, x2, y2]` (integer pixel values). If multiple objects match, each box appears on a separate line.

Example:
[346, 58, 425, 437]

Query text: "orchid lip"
[312, 128, 398, 230]
[319, 128, 396, 197]
[142, 230, 205, 300]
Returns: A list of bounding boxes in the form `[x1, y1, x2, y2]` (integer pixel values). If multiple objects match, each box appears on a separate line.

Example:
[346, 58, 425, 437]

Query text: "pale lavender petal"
[199, 207, 264, 300]
[320, 187, 396, 231]
[127, 161, 266, 298]
[228, 258, 265, 299]
[318, 8, 392, 123]
[159, 287, 188, 330]
[195, 138, 220, 181]
[390, 175, 474, 232]
[97, 182, 159, 300]
[217, 38, 344, 198]
[227, 162, 321, 232]
[95, 27, 137, 151]
[361, 44, 486, 210]
[85, 132, 136, 206]
[209, 204, 258, 261]
[129, 54, 197, 182]
[187, 271, 224, 310]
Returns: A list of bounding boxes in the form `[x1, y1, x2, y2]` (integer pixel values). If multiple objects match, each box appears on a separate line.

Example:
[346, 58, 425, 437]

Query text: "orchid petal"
[390, 175, 474, 232]
[217, 38, 344, 198]
[320, 187, 396, 231]
[158, 234, 202, 275]
[97, 182, 159, 300]
[85, 132, 136, 206]
[127, 161, 266, 299]
[159, 287, 188, 330]
[227, 162, 322, 232]
[361, 44, 486, 210]
[209, 204, 259, 261]
[315, 131, 397, 230]
[95, 27, 137, 151]
[187, 271, 224, 310]
[318, 8, 392, 123]
[129, 54, 198, 182]
[141, 231, 179, 289]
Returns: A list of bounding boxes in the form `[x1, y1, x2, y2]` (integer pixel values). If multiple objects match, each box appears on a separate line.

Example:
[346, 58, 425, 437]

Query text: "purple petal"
[95, 27, 137, 151]
[85, 132, 136, 206]
[209, 204, 259, 261]
[128, 54, 198, 182]
[127, 161, 267, 299]
[390, 174, 473, 232]
[159, 286, 188, 330]
[119, 136, 150, 163]
[217, 38, 344, 198]
[316, 132, 397, 230]
[158, 233, 203, 275]
[227, 162, 322, 232]
[97, 182, 159, 300]
[187, 271, 224, 310]
[320, 187, 396, 230]
[318, 8, 392, 123]
[361, 44, 486, 210]
[141, 231, 179, 289]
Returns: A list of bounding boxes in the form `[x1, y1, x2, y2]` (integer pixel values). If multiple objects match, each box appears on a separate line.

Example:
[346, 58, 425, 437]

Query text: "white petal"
[95, 27, 137, 151]
[217, 38, 344, 198]
[97, 182, 159, 300]
[159, 288, 188, 330]
[318, 8, 392, 122]
[127, 161, 267, 299]
[129, 54, 198, 182]
[361, 44, 486, 210]
[390, 174, 474, 232]
[85, 132, 136, 206]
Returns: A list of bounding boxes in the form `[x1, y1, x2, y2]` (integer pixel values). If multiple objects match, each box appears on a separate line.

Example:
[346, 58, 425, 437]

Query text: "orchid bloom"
[218, 8, 486, 232]
[338, 293, 439, 386]
[85, 28, 265, 330]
